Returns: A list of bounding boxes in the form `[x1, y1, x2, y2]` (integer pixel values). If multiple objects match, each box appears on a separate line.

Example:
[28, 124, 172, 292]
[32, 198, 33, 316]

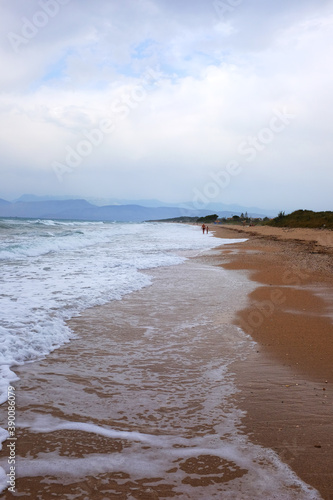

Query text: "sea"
[0, 218, 322, 498]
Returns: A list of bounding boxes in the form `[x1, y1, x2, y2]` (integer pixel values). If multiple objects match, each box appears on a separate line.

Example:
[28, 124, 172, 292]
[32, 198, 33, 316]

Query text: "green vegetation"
[150, 214, 219, 223]
[218, 214, 265, 226]
[151, 210, 333, 229]
[267, 210, 333, 229]
[147, 216, 199, 223]
[196, 214, 219, 223]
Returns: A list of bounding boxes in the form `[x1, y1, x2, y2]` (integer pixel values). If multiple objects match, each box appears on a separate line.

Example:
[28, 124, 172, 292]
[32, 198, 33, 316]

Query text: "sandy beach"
[211, 224, 333, 499]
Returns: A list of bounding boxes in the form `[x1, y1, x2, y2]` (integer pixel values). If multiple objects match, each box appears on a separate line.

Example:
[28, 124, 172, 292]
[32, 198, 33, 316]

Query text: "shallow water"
[0, 220, 225, 398]
[0, 256, 322, 499]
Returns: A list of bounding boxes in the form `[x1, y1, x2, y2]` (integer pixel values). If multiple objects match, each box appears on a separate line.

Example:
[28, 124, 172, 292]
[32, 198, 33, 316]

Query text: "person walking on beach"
[206, 225, 209, 234]
[202, 224, 206, 234]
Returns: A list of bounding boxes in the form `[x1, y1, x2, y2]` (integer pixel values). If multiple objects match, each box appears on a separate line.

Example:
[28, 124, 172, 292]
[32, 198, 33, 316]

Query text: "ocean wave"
[0, 222, 224, 406]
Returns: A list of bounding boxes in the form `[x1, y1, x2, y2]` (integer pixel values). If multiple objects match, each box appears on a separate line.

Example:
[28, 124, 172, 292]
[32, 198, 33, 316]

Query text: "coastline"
[211, 224, 333, 499]
[0, 228, 326, 498]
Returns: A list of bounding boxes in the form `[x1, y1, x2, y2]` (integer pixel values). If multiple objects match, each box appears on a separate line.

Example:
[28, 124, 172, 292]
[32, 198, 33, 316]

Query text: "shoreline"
[0, 231, 325, 498]
[0, 224, 331, 498]
[211, 224, 333, 499]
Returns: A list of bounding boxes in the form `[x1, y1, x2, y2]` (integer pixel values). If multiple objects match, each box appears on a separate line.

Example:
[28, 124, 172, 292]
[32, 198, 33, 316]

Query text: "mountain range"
[0, 196, 275, 222]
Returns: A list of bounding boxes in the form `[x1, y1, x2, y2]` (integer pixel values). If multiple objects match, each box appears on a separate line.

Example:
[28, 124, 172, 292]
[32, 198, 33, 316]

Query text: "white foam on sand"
[7, 415, 322, 500]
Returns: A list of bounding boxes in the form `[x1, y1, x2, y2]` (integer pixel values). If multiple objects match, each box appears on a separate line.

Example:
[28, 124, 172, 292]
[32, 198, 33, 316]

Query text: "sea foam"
[12, 414, 322, 500]
[0, 220, 228, 460]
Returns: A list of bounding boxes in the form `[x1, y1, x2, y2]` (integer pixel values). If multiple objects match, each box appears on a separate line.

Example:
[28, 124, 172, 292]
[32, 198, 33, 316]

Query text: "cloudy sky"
[1, 0, 332, 211]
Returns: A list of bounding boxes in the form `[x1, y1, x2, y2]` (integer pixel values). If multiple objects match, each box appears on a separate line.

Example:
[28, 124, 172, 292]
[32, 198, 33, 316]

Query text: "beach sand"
[0, 225, 332, 498]
[211, 224, 333, 499]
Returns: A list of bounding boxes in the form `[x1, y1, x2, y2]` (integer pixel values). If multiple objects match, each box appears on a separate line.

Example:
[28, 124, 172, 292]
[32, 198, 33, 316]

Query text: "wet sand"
[211, 225, 333, 499]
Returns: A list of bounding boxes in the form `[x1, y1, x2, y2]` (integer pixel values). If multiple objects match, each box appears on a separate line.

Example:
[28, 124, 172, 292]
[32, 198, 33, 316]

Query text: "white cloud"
[0, 0, 332, 210]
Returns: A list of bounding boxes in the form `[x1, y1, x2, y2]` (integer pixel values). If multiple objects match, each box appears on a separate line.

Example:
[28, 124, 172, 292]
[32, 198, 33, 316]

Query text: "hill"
[268, 210, 333, 229]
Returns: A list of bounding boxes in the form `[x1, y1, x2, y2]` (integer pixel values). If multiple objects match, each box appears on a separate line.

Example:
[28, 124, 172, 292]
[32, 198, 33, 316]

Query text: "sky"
[0, 0, 332, 212]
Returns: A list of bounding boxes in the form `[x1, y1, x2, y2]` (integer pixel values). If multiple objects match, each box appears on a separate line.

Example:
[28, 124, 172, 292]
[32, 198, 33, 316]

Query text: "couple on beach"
[201, 224, 209, 234]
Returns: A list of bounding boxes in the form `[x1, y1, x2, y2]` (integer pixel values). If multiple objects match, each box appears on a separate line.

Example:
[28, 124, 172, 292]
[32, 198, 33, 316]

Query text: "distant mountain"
[8, 194, 277, 217]
[0, 199, 92, 219]
[0, 198, 10, 205]
[15, 194, 84, 203]
[90, 198, 175, 208]
[0, 199, 222, 222]
[90, 199, 277, 216]
[14, 195, 179, 208]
